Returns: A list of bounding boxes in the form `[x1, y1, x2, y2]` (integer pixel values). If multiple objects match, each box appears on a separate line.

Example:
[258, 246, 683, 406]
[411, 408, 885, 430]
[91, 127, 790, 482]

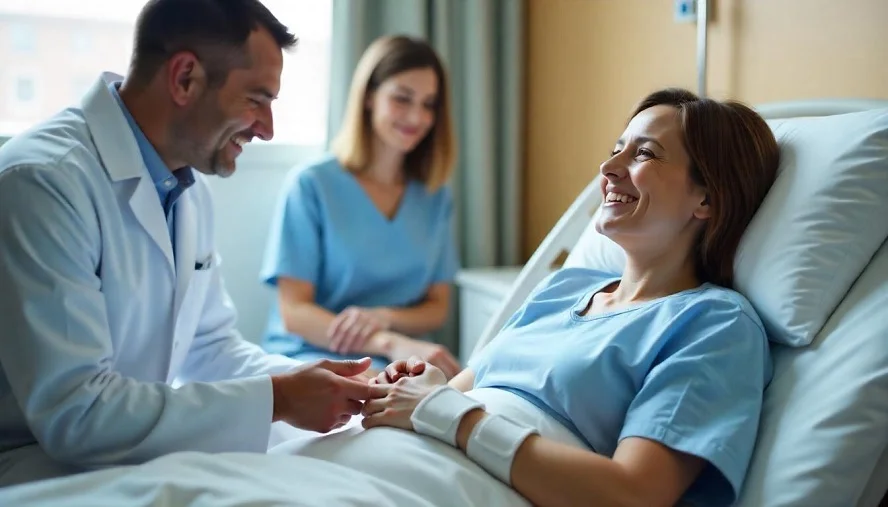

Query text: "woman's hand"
[370, 356, 427, 385]
[327, 306, 391, 354]
[361, 360, 448, 431]
[388, 335, 462, 380]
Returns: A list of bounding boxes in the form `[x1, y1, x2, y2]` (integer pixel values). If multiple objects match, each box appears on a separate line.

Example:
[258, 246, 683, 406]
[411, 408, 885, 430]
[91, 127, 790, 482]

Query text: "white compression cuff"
[466, 413, 539, 485]
[411, 385, 485, 446]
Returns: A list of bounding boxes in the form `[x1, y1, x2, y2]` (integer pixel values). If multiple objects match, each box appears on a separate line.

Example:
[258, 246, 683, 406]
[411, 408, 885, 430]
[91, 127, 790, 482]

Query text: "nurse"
[260, 35, 462, 378]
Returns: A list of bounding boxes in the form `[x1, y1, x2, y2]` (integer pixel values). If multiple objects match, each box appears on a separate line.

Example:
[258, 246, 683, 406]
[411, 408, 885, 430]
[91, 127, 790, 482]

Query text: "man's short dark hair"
[129, 0, 298, 88]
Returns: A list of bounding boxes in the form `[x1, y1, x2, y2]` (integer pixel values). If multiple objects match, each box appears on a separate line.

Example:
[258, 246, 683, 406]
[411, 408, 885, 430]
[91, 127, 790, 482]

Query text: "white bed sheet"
[0, 388, 585, 507]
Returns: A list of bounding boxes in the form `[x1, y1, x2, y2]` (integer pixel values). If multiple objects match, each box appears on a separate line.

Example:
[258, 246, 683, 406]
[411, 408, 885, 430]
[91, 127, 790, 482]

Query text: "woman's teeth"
[231, 135, 247, 147]
[606, 192, 638, 203]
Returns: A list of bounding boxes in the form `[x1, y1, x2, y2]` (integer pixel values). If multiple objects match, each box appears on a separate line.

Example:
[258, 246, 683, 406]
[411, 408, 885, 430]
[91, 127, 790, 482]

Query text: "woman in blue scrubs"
[260, 35, 461, 378]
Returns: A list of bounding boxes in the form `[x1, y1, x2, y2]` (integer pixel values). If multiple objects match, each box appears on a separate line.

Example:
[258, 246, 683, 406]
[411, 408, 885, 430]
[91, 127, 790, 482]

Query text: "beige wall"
[523, 0, 888, 258]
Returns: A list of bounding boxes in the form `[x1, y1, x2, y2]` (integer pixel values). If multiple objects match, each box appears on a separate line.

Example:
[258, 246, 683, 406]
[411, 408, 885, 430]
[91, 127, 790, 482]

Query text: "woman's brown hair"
[330, 35, 456, 192]
[630, 88, 780, 288]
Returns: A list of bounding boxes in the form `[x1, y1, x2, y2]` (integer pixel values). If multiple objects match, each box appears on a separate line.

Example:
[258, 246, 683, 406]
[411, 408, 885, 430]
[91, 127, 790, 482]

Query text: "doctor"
[0, 0, 382, 488]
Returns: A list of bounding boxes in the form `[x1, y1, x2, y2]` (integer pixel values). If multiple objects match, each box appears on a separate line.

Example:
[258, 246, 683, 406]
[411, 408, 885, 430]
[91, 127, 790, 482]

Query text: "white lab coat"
[0, 73, 302, 487]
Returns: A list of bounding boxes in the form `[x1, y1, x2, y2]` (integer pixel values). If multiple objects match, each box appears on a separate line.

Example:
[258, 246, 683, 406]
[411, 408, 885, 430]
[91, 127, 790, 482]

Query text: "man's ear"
[166, 52, 207, 107]
[694, 194, 712, 220]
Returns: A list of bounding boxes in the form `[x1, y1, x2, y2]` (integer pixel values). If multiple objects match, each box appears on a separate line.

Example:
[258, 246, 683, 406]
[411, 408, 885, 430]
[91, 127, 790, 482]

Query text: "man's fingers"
[366, 383, 390, 399]
[338, 376, 390, 400]
[330, 415, 351, 431]
[320, 357, 372, 377]
[346, 399, 363, 416]
[349, 371, 374, 384]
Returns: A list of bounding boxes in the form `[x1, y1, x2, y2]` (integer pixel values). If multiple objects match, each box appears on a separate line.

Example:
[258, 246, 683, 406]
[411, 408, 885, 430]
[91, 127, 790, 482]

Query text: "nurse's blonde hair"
[330, 35, 456, 192]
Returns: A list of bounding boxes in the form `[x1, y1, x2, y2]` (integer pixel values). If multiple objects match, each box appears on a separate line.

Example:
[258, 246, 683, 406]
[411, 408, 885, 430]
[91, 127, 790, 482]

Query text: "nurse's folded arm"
[277, 277, 461, 378]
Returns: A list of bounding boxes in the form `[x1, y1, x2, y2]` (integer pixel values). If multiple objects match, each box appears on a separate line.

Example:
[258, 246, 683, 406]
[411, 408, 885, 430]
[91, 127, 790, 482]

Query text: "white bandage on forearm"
[466, 413, 539, 485]
[411, 385, 485, 446]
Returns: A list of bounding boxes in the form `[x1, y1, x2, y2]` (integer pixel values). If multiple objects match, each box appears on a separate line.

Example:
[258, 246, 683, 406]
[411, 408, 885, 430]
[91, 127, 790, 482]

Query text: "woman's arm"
[363, 364, 705, 507]
[448, 368, 475, 392]
[277, 277, 393, 357]
[277, 278, 461, 378]
[375, 284, 451, 337]
[454, 410, 704, 507]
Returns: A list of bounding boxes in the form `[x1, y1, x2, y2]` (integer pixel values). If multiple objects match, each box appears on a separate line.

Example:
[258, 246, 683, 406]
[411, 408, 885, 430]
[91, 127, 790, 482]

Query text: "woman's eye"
[610, 149, 621, 157]
[637, 148, 655, 158]
[393, 96, 411, 104]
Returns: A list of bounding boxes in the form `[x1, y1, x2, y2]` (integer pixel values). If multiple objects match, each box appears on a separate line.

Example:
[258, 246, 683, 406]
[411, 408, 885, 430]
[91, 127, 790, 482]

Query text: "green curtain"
[327, 0, 526, 355]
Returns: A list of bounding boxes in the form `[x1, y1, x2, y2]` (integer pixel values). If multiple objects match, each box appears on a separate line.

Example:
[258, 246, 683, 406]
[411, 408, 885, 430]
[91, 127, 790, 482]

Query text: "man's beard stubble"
[168, 97, 236, 179]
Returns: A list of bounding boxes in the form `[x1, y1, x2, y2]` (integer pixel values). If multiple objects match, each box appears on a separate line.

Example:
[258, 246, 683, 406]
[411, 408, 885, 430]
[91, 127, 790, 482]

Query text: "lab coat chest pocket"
[168, 263, 214, 374]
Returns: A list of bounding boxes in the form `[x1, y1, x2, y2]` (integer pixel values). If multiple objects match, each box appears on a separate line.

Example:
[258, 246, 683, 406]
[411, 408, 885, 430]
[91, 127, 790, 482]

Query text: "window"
[9, 22, 36, 53]
[5, 72, 41, 121]
[15, 77, 36, 103]
[71, 77, 94, 102]
[0, 0, 332, 146]
[71, 32, 92, 54]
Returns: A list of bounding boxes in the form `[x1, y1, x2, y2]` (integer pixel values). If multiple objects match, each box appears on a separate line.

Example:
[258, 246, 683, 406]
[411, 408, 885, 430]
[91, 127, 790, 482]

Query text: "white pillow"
[564, 107, 888, 347]
[736, 237, 888, 507]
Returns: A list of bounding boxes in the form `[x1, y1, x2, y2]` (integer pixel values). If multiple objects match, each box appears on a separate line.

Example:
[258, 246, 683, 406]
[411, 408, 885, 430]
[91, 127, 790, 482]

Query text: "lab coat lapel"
[173, 193, 197, 318]
[80, 72, 175, 275]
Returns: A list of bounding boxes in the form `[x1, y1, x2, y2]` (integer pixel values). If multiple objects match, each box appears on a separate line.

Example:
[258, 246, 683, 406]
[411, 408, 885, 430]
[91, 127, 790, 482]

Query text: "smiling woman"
[258, 34, 463, 379]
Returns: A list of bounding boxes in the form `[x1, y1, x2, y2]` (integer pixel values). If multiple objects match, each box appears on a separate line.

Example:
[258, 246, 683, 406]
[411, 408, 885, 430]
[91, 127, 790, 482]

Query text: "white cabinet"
[454, 266, 523, 364]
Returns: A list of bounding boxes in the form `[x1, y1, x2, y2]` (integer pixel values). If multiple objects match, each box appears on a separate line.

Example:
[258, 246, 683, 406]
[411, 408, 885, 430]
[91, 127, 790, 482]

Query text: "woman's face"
[595, 104, 710, 250]
[367, 67, 439, 154]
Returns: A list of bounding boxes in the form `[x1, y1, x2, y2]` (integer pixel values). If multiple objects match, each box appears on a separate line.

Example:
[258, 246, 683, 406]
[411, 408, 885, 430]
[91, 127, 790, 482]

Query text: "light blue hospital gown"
[469, 267, 771, 507]
[260, 155, 459, 370]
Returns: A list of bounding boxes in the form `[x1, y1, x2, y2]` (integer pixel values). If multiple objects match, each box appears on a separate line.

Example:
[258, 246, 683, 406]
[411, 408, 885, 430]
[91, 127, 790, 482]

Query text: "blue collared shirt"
[109, 83, 194, 260]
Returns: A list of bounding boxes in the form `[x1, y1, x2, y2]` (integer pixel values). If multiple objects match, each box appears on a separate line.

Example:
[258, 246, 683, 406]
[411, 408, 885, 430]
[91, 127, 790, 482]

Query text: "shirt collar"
[108, 82, 185, 195]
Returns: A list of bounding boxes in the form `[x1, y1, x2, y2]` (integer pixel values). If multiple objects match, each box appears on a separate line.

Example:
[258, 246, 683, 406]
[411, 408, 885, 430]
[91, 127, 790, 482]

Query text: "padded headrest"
[565, 107, 888, 347]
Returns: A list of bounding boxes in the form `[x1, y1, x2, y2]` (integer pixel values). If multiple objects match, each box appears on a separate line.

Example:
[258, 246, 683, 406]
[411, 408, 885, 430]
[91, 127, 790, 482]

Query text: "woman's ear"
[694, 194, 712, 220]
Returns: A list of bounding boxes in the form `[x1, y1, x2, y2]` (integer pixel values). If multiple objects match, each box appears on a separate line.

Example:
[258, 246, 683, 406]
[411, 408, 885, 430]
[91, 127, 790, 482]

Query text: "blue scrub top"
[260, 155, 459, 365]
[469, 267, 772, 507]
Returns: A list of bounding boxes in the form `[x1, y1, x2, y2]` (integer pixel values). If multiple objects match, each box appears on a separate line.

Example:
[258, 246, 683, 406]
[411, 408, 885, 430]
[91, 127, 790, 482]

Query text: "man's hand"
[361, 360, 448, 431]
[327, 307, 391, 354]
[271, 357, 385, 433]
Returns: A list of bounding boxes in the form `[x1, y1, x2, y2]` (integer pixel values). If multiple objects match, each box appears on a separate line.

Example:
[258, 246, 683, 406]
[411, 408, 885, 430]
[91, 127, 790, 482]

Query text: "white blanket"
[0, 388, 587, 507]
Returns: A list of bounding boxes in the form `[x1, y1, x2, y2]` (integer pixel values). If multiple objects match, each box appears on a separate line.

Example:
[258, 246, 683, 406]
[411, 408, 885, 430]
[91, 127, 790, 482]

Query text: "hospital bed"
[0, 98, 886, 506]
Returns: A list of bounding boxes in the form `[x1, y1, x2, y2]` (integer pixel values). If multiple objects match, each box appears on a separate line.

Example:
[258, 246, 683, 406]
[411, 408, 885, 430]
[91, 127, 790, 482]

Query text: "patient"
[353, 87, 781, 507]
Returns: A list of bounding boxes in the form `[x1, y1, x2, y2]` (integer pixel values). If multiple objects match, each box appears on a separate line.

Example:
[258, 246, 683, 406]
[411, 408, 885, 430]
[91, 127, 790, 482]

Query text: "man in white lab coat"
[0, 0, 382, 487]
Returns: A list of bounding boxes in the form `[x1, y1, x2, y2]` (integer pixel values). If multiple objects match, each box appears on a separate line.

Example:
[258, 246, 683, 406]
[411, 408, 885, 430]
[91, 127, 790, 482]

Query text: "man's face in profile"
[181, 27, 283, 178]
